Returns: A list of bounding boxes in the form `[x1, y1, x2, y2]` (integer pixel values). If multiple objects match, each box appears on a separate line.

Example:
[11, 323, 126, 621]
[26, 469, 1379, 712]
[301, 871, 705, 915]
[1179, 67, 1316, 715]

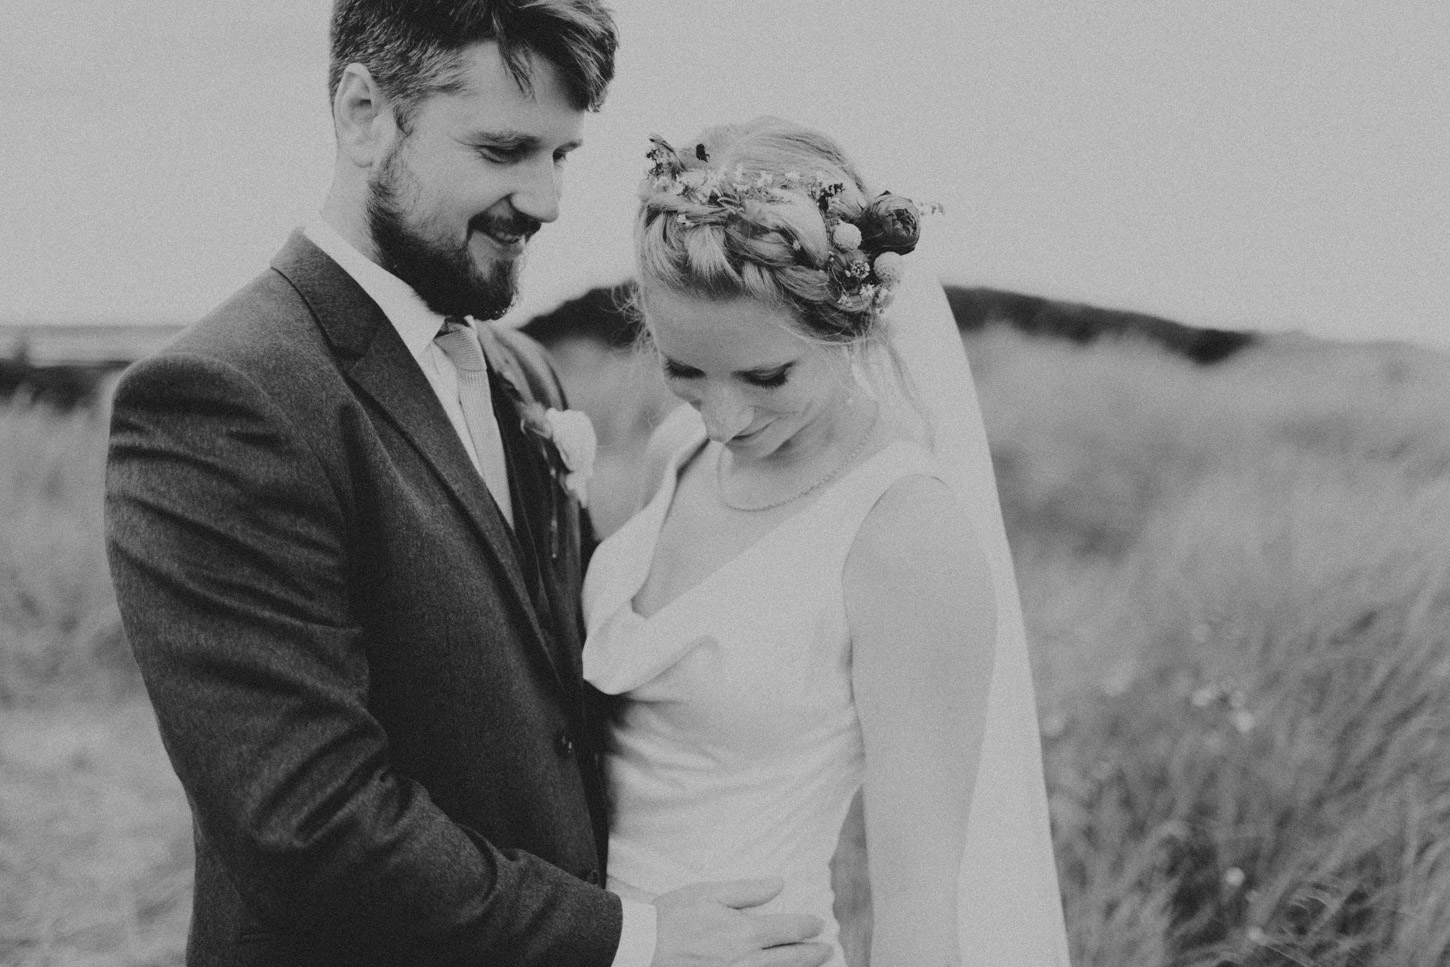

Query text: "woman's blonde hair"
[634, 117, 882, 345]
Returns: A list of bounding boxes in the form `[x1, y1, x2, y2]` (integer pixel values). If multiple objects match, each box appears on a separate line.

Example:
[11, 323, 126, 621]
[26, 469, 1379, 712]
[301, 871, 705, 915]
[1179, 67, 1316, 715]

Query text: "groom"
[104, 2, 828, 966]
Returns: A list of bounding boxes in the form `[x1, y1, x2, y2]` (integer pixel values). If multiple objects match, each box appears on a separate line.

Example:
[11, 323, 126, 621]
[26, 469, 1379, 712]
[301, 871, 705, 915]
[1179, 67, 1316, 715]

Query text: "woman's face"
[644, 288, 854, 461]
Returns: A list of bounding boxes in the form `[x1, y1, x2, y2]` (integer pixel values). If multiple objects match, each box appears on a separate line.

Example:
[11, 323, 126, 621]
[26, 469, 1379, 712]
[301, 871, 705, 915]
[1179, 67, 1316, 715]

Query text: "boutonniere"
[519, 403, 597, 507]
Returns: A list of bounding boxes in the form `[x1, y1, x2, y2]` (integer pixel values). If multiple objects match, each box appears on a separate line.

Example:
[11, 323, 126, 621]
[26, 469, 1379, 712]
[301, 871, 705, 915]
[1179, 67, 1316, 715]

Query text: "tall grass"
[0, 399, 133, 705]
[1, 398, 191, 965]
[972, 329, 1450, 965]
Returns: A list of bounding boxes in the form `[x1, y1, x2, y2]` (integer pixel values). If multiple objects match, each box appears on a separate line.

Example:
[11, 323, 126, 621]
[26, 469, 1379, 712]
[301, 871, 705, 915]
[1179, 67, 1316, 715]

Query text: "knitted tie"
[434, 317, 514, 527]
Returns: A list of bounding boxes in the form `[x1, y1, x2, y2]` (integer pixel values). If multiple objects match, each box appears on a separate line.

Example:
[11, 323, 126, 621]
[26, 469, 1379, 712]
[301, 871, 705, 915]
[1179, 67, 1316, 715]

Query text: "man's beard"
[365, 150, 534, 321]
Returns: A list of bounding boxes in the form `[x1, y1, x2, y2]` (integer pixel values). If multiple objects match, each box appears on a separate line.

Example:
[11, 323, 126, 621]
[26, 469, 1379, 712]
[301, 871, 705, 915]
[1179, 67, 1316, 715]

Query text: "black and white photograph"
[2, 1, 1446, 965]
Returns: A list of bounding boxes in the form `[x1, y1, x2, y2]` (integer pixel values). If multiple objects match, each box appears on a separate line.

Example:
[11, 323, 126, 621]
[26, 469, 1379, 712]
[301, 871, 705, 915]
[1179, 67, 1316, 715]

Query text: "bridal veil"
[881, 235, 1071, 965]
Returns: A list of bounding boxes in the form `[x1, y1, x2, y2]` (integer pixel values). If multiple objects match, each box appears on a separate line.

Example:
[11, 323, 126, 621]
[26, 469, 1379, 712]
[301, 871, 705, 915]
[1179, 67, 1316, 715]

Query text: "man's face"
[366, 42, 586, 319]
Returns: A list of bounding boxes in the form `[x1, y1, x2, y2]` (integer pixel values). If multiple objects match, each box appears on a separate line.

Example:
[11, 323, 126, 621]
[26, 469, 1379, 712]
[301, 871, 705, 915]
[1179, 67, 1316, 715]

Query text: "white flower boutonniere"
[542, 407, 597, 507]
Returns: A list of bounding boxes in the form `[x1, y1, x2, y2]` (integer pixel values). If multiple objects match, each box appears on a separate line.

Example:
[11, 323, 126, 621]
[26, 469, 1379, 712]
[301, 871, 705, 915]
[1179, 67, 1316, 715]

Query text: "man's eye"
[662, 360, 698, 380]
[478, 147, 521, 164]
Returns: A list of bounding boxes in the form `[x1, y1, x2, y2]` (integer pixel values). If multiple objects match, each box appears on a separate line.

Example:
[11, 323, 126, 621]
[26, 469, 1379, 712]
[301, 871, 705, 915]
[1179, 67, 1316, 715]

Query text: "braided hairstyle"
[635, 117, 884, 345]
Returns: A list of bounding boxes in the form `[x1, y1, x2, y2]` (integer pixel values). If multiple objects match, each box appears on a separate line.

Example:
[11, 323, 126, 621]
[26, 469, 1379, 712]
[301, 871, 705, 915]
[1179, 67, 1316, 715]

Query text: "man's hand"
[650, 878, 833, 967]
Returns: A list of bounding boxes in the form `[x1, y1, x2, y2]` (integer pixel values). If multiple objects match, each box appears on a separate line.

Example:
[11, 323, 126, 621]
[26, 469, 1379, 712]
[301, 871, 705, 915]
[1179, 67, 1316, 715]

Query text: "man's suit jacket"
[105, 232, 621, 967]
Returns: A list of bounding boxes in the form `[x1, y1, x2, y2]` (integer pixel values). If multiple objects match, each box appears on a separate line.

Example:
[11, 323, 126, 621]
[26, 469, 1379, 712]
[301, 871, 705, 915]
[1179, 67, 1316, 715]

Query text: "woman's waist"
[607, 833, 840, 919]
[606, 777, 858, 902]
[608, 760, 860, 857]
[606, 720, 862, 801]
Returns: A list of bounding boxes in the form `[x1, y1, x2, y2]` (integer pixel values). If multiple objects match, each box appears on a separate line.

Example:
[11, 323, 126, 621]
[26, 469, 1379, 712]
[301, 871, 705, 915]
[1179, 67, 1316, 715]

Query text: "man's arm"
[105, 351, 621, 965]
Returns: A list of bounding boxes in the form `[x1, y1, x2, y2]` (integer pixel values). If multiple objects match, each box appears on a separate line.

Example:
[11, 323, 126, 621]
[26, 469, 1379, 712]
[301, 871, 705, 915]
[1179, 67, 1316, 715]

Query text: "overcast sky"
[3, 1, 1445, 345]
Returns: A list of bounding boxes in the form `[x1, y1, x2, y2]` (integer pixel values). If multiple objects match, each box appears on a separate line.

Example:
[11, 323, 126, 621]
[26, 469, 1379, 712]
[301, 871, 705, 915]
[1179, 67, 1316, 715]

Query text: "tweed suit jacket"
[104, 232, 621, 967]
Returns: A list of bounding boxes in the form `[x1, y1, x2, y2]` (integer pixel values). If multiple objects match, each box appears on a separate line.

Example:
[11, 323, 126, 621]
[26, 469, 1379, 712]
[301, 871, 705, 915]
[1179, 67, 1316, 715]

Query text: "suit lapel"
[481, 334, 578, 680]
[269, 232, 559, 682]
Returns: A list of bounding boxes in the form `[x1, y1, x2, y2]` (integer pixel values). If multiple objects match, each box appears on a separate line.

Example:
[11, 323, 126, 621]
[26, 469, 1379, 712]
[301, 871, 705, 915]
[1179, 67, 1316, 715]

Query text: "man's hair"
[329, 0, 618, 129]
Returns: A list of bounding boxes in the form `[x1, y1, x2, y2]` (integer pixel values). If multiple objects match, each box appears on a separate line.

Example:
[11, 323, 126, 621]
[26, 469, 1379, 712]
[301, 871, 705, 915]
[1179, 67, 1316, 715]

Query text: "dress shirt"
[304, 219, 501, 493]
[302, 217, 658, 966]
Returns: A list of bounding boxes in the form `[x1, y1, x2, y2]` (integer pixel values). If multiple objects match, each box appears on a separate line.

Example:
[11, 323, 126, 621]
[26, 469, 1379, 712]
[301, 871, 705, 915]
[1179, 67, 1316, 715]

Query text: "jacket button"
[585, 869, 601, 885]
[554, 730, 575, 757]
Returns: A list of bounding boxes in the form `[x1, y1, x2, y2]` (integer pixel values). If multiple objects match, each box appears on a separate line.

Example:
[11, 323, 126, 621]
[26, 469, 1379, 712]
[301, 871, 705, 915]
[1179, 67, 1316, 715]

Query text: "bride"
[582, 117, 1070, 966]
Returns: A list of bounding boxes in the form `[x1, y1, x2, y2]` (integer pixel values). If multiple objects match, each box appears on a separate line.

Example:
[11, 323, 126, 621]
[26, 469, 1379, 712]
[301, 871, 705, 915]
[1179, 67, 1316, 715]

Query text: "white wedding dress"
[584, 424, 942, 965]
[581, 247, 1071, 965]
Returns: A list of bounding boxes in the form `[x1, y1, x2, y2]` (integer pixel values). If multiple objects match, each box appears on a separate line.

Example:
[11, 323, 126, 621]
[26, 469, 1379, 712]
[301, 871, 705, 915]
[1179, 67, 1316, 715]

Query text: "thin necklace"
[715, 402, 880, 513]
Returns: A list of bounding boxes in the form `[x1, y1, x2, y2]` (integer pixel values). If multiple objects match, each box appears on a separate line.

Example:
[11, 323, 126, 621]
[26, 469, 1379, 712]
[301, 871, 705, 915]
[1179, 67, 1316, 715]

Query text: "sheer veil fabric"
[879, 237, 1071, 964]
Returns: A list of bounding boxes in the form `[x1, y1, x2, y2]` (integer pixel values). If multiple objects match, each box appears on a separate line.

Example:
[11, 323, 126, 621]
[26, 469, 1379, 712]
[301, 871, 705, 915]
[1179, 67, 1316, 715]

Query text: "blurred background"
[3, 1, 1447, 965]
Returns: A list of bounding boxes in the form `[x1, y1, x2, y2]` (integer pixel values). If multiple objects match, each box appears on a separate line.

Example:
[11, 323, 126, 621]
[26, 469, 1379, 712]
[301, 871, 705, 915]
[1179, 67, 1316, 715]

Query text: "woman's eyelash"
[660, 360, 790, 387]
[743, 368, 790, 388]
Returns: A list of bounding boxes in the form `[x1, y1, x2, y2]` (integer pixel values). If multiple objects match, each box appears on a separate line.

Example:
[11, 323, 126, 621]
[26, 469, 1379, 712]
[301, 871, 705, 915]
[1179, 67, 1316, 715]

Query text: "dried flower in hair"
[640, 135, 939, 317]
[873, 251, 906, 285]
[859, 191, 922, 255]
[831, 222, 863, 250]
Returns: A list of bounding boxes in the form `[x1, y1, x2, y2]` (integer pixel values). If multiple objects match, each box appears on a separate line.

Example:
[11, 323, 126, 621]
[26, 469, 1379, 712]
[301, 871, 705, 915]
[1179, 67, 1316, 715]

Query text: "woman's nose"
[698, 388, 751, 443]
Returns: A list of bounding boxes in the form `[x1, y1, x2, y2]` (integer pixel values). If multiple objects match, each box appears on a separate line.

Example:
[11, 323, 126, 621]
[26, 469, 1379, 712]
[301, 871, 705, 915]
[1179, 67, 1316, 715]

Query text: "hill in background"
[520, 281, 1261, 364]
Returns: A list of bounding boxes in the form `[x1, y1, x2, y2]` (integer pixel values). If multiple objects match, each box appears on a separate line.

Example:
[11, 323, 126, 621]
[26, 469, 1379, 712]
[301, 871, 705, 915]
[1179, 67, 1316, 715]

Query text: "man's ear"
[333, 63, 397, 169]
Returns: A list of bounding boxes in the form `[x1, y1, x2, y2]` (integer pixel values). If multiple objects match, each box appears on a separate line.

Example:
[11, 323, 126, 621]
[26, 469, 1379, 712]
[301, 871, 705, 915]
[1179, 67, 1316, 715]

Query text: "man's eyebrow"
[469, 131, 536, 148]
[468, 131, 584, 153]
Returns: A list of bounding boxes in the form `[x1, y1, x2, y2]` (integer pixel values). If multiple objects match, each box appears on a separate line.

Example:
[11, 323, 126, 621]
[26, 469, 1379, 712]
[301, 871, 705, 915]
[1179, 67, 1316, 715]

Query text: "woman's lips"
[727, 425, 765, 445]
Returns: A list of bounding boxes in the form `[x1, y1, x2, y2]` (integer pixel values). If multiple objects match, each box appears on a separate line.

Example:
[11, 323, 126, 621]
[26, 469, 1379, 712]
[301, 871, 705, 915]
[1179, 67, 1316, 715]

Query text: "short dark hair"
[329, 0, 618, 129]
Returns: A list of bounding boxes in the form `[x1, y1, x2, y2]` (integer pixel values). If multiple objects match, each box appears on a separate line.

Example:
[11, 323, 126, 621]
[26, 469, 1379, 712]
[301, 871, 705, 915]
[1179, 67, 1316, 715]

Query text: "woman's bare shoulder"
[846, 470, 989, 606]
[861, 471, 972, 555]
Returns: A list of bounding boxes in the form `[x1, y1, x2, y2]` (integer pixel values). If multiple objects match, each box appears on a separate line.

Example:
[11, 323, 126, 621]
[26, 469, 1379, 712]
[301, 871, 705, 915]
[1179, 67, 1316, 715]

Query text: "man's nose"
[510, 157, 562, 224]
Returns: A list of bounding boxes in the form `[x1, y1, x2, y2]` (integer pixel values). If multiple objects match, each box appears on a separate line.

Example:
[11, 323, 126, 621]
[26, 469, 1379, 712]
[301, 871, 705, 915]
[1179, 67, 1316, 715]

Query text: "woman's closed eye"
[741, 365, 791, 388]
[661, 358, 700, 382]
[661, 358, 792, 389]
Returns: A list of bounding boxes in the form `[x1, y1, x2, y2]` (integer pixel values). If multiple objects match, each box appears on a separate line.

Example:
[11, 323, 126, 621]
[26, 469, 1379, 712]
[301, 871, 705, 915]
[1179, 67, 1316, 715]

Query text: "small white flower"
[831, 222, 863, 250]
[544, 408, 597, 506]
[873, 251, 906, 285]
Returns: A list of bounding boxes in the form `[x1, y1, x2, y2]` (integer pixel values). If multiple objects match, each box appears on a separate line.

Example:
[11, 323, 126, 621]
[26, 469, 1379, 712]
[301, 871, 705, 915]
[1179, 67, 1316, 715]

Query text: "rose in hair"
[858, 192, 921, 255]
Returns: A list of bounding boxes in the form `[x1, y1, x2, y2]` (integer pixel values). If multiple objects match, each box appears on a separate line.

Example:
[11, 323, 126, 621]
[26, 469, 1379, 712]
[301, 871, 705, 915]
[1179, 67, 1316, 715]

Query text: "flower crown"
[643, 135, 942, 313]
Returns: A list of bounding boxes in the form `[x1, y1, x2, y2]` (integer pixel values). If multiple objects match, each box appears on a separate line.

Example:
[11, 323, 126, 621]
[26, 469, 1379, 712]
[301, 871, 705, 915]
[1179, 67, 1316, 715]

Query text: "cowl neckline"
[582, 423, 914, 694]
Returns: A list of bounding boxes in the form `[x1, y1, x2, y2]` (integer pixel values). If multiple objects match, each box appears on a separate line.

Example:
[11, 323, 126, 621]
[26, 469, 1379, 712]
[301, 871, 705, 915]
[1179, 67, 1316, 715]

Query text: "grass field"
[0, 401, 190, 967]
[3, 325, 1447, 966]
